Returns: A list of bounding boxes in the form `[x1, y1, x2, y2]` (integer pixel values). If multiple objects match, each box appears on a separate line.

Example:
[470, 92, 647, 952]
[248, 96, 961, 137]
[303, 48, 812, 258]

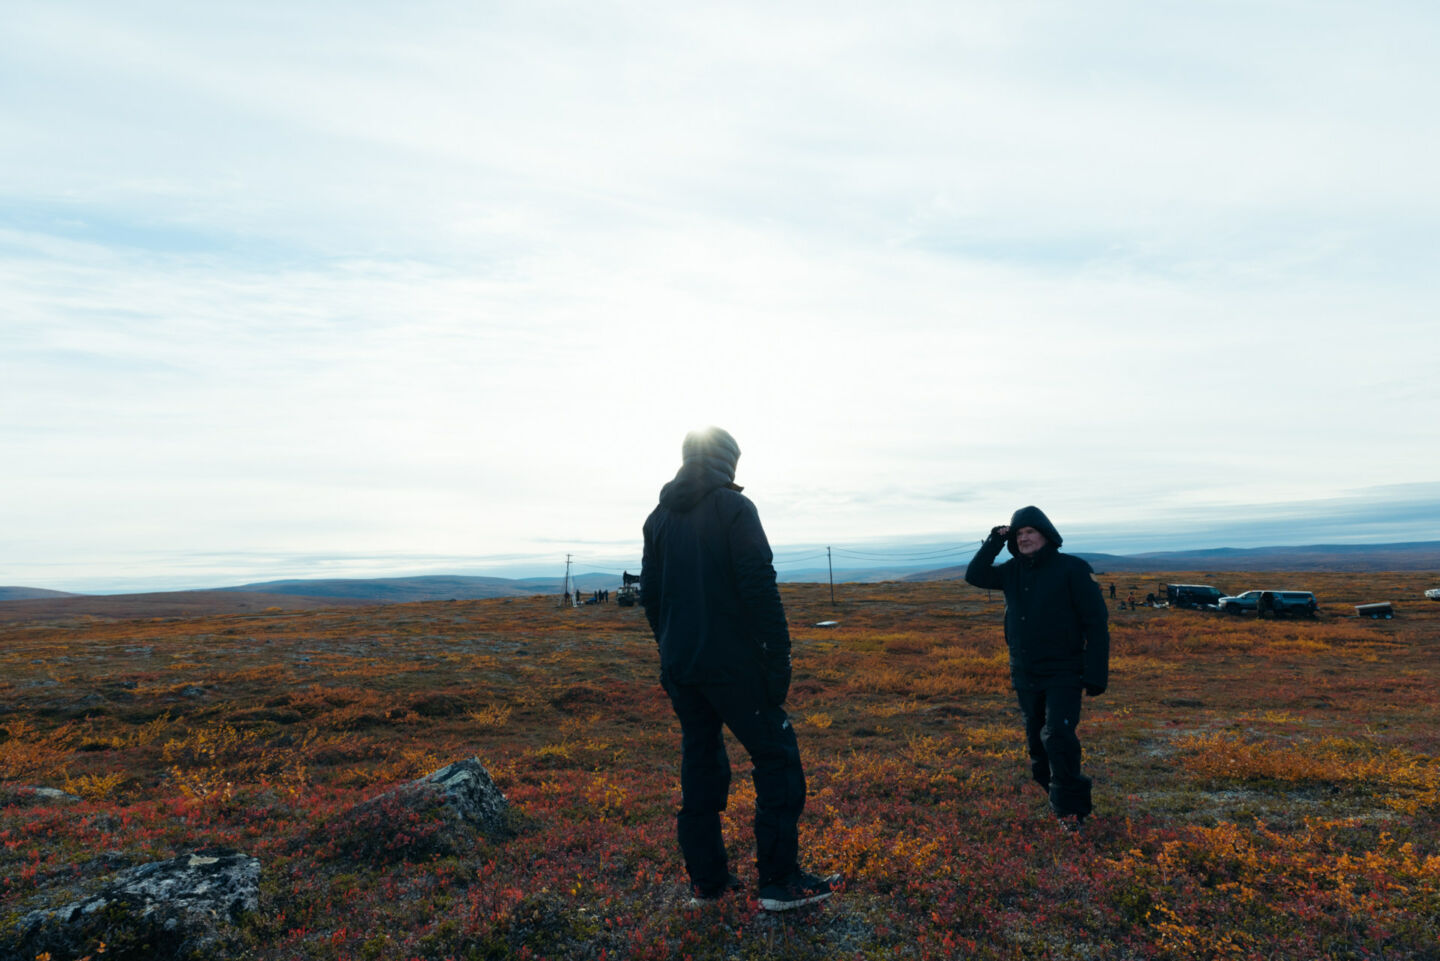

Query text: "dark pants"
[1016, 684, 1092, 818]
[663, 677, 807, 890]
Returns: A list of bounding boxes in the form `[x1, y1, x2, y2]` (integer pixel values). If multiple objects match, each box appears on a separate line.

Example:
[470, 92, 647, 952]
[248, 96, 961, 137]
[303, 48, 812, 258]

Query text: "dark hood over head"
[658, 426, 742, 512]
[1007, 505, 1063, 556]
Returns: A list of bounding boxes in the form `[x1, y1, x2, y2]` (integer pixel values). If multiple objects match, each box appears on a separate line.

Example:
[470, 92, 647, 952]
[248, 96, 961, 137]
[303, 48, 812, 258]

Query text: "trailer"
[1355, 602, 1394, 619]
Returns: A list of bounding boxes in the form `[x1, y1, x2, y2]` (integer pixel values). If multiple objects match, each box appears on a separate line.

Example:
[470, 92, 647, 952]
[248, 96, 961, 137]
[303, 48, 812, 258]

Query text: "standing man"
[965, 506, 1110, 829]
[642, 427, 838, 910]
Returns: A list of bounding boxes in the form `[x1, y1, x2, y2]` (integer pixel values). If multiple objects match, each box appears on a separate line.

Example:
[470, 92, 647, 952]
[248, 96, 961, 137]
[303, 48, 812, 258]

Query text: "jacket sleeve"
[728, 497, 790, 665]
[964, 536, 1006, 590]
[640, 512, 662, 639]
[1071, 560, 1110, 689]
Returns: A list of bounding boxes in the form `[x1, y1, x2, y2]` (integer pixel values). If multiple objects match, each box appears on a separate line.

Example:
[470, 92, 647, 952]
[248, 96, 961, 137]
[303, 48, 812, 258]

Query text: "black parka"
[964, 506, 1109, 691]
[641, 465, 790, 687]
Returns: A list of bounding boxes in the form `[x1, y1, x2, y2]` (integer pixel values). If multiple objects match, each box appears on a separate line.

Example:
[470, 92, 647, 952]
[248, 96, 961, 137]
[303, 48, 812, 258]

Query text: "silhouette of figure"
[642, 426, 839, 910]
[965, 507, 1109, 831]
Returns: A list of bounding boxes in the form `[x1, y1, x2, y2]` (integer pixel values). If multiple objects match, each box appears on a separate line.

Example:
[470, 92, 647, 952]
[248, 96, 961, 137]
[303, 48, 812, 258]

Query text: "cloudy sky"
[3, 1, 1438, 592]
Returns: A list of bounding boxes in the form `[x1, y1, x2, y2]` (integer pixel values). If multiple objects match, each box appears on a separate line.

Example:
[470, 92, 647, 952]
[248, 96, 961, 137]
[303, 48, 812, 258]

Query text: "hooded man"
[641, 427, 838, 911]
[965, 506, 1110, 828]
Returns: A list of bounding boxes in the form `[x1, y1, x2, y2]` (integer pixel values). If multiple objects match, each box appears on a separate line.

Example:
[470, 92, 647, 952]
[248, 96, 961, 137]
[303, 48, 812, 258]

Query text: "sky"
[3, 1, 1438, 593]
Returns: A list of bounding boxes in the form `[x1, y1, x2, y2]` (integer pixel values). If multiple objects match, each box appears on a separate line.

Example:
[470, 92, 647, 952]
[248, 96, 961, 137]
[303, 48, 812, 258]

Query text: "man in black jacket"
[642, 427, 837, 911]
[965, 506, 1110, 828]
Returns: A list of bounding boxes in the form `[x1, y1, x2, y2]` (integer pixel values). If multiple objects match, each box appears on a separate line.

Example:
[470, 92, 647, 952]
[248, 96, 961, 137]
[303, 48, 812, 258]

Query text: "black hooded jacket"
[641, 464, 791, 687]
[964, 506, 1109, 691]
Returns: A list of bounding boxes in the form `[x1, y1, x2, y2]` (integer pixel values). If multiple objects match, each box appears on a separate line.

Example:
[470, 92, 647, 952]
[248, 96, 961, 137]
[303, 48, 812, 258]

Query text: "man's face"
[1015, 526, 1047, 556]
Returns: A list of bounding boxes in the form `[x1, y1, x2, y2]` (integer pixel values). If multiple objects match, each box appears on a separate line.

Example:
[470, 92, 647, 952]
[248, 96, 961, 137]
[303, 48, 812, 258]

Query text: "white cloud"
[2, 1, 1438, 589]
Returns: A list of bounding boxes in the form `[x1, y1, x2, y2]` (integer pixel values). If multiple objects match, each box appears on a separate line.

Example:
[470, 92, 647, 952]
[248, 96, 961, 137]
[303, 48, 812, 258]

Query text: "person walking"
[965, 506, 1110, 830]
[641, 427, 839, 910]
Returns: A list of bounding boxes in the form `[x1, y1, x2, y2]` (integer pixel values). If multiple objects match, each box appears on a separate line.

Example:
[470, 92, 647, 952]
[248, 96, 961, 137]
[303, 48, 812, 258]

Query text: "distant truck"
[1218, 590, 1318, 617]
[1165, 584, 1225, 610]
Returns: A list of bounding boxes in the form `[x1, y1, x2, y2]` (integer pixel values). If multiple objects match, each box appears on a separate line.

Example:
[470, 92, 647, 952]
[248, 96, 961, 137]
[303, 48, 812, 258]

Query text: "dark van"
[1166, 584, 1225, 610]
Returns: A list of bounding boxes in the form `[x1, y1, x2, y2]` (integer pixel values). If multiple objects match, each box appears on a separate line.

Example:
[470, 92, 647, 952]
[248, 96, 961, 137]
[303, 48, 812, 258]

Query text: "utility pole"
[827, 546, 835, 606]
[561, 554, 572, 608]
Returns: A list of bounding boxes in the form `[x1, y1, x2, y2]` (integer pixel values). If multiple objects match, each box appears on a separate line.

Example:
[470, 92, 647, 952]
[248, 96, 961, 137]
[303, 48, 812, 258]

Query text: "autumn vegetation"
[2, 571, 1438, 959]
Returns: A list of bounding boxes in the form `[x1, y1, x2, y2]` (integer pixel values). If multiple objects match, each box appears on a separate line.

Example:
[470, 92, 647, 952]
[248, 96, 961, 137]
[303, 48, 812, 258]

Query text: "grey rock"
[3, 784, 82, 803]
[341, 756, 511, 857]
[6, 848, 259, 960]
[403, 757, 511, 837]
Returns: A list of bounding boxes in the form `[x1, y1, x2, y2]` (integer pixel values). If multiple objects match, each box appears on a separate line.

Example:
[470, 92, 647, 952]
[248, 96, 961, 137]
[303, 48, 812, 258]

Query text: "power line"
[832, 545, 977, 560]
[771, 552, 831, 566]
[562, 540, 983, 578]
[770, 548, 832, 561]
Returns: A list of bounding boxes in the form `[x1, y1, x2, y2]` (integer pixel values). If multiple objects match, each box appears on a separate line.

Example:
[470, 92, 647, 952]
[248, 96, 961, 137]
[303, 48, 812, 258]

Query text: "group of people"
[640, 427, 1110, 912]
[565, 588, 611, 606]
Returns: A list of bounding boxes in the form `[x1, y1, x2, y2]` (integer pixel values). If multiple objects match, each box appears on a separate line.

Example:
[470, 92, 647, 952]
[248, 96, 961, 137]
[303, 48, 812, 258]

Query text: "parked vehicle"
[1166, 584, 1225, 610]
[1426, 588, 1440, 601]
[1355, 602, 1394, 619]
[1218, 590, 1318, 617]
[616, 584, 640, 607]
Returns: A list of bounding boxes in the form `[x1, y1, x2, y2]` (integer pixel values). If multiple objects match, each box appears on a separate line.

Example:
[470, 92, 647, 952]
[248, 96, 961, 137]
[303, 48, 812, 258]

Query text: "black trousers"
[662, 677, 807, 889]
[1016, 684, 1092, 818]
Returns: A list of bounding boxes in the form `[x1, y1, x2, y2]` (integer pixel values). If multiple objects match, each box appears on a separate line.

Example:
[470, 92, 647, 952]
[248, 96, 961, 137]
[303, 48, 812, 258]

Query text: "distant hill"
[6, 541, 1433, 619]
[221, 573, 621, 603]
[777, 565, 940, 584]
[0, 586, 79, 601]
[908, 541, 1440, 579]
[0, 590, 372, 623]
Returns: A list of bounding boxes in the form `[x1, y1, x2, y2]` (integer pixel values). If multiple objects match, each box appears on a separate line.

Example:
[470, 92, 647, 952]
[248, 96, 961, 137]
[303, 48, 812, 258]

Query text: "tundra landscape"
[2, 572, 1438, 960]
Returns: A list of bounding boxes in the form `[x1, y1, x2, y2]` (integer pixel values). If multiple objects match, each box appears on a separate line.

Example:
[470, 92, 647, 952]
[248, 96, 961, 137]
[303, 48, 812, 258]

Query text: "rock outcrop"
[323, 757, 512, 863]
[1, 783, 81, 804]
[6, 848, 259, 960]
[400, 757, 511, 837]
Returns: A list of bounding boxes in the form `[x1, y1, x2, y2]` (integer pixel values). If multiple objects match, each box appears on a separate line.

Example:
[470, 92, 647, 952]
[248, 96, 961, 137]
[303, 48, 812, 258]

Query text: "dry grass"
[1, 573, 1438, 959]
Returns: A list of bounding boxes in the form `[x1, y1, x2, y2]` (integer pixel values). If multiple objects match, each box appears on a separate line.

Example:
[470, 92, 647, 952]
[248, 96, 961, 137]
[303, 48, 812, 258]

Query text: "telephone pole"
[561, 553, 572, 608]
[827, 546, 835, 606]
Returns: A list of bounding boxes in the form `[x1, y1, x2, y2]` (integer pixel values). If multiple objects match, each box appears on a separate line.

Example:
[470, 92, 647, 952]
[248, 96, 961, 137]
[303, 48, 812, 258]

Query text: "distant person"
[642, 427, 838, 911]
[1258, 591, 1275, 619]
[965, 507, 1110, 831]
[1127, 592, 1137, 610]
[1109, 582, 1116, 600]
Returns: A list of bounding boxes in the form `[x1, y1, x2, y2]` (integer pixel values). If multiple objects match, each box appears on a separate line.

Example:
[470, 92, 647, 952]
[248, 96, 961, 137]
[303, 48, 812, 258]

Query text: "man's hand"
[1084, 683, 1106, 697]
[986, 525, 1010, 546]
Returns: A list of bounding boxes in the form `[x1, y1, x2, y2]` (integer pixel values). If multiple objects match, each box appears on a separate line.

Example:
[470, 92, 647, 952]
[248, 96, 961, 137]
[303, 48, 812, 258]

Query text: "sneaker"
[758, 870, 840, 912]
[684, 872, 742, 907]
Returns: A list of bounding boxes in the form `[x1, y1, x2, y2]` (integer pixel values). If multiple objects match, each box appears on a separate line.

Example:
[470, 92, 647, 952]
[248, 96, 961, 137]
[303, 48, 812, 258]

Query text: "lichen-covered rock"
[403, 757, 510, 837]
[322, 757, 512, 863]
[5, 847, 259, 960]
[0, 784, 82, 804]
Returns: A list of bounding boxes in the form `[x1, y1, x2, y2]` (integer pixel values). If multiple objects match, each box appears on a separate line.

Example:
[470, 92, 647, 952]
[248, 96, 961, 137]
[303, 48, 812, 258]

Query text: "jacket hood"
[658, 427, 743, 512]
[658, 463, 740, 512]
[1007, 505, 1063, 557]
